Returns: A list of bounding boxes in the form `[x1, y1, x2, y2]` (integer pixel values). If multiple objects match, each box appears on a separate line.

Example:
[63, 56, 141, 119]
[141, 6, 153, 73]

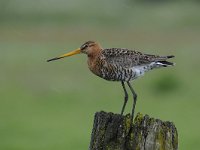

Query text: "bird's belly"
[96, 66, 141, 82]
[89, 60, 151, 82]
[99, 64, 152, 81]
[129, 65, 153, 80]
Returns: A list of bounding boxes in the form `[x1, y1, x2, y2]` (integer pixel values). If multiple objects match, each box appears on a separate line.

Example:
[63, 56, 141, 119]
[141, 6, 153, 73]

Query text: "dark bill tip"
[47, 57, 61, 62]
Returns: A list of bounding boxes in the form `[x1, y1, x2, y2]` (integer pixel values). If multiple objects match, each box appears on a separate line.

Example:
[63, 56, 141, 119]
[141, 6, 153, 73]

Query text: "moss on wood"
[89, 111, 178, 150]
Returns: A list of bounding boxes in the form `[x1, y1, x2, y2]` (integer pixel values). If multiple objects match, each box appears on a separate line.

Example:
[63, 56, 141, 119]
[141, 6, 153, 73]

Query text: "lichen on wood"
[89, 111, 178, 150]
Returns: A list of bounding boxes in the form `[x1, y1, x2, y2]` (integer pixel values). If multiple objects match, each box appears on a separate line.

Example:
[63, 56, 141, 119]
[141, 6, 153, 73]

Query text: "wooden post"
[89, 111, 178, 150]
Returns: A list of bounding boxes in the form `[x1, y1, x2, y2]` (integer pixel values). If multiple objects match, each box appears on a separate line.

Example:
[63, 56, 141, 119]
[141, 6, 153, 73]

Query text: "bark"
[89, 111, 178, 150]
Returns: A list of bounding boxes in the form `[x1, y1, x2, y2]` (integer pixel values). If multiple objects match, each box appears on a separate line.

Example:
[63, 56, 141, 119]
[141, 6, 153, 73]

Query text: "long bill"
[47, 48, 81, 62]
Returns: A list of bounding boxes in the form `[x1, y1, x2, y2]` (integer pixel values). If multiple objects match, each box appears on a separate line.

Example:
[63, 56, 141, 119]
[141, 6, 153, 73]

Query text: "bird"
[47, 41, 175, 122]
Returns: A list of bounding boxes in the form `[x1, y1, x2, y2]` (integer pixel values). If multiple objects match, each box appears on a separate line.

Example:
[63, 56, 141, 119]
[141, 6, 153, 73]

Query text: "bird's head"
[47, 41, 102, 62]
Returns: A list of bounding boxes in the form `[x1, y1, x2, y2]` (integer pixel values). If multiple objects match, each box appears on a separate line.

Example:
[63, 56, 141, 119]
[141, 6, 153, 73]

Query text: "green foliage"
[152, 74, 181, 94]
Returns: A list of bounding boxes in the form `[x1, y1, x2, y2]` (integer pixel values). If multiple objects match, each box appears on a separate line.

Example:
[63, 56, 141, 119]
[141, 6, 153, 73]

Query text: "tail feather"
[167, 55, 175, 59]
[156, 55, 175, 61]
[148, 55, 175, 69]
[157, 60, 175, 67]
[158, 55, 175, 67]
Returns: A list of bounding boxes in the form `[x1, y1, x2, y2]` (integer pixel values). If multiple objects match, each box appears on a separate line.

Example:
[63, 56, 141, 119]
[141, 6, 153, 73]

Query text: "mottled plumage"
[47, 41, 175, 122]
[87, 46, 174, 82]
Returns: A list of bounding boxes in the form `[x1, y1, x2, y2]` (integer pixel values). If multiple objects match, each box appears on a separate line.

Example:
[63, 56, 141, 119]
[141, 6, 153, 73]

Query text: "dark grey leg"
[127, 82, 137, 122]
[120, 81, 128, 115]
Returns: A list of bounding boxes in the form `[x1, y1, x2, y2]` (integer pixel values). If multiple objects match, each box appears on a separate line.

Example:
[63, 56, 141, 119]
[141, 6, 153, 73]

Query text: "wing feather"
[102, 48, 162, 68]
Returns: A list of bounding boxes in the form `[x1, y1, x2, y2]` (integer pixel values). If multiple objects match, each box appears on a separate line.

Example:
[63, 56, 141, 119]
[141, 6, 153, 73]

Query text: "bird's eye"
[81, 44, 88, 50]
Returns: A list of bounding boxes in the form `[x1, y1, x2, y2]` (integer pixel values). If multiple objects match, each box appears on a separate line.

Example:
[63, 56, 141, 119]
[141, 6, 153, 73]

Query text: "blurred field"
[0, 0, 200, 149]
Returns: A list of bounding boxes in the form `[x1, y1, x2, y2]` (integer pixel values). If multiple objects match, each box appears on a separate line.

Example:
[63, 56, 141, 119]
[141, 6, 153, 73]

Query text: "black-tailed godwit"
[47, 41, 175, 121]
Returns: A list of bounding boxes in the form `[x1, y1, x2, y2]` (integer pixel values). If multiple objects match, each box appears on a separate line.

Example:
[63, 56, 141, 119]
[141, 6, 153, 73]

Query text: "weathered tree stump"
[89, 111, 178, 150]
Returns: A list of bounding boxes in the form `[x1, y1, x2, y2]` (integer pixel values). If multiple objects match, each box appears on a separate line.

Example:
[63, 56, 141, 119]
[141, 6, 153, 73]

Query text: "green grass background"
[0, 0, 200, 149]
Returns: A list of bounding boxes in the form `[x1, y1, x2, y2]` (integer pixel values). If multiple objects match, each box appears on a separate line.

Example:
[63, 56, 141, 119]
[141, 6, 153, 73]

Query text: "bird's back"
[89, 48, 174, 81]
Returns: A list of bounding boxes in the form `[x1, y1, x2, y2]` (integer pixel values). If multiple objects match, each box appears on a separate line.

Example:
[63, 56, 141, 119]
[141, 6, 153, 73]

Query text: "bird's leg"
[127, 82, 137, 122]
[120, 81, 128, 115]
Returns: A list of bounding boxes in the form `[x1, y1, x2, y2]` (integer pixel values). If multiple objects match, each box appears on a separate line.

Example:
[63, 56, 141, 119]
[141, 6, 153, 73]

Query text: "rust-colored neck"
[87, 44, 102, 58]
[87, 45, 103, 76]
